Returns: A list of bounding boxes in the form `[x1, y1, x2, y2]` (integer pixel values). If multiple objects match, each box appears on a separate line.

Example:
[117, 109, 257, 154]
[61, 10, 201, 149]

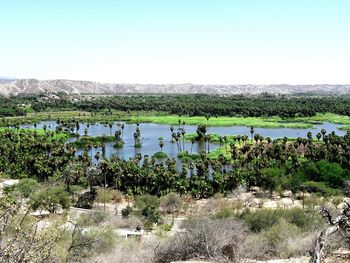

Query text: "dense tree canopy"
[24, 94, 350, 118]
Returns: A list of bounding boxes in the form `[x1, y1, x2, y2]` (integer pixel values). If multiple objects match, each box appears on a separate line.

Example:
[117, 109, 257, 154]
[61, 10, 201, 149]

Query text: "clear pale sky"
[0, 0, 349, 84]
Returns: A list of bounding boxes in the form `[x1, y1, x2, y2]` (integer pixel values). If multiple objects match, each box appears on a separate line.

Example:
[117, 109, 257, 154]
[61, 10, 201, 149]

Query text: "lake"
[20, 121, 346, 161]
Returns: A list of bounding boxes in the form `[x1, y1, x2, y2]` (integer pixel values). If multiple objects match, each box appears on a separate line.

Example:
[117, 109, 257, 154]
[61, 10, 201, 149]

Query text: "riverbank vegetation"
[2, 95, 350, 129]
[27, 94, 350, 118]
[2, 94, 350, 262]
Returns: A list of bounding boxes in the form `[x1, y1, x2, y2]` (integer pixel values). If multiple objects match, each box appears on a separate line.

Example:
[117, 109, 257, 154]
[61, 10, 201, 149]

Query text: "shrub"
[259, 167, 286, 194]
[16, 178, 39, 198]
[304, 181, 343, 197]
[134, 195, 161, 225]
[154, 217, 246, 263]
[30, 186, 71, 213]
[134, 195, 160, 210]
[304, 195, 323, 210]
[113, 141, 125, 148]
[96, 188, 115, 204]
[153, 152, 168, 159]
[121, 205, 133, 218]
[241, 219, 316, 260]
[240, 209, 278, 233]
[240, 208, 322, 233]
[215, 207, 234, 219]
[76, 210, 108, 226]
[159, 192, 183, 214]
[75, 189, 96, 209]
[316, 160, 344, 188]
[66, 226, 116, 261]
[112, 190, 125, 203]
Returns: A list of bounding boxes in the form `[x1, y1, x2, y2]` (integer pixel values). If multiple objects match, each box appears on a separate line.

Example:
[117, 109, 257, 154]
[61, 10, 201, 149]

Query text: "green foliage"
[76, 210, 108, 226]
[134, 194, 160, 224]
[121, 205, 133, 218]
[215, 207, 234, 218]
[240, 208, 322, 233]
[65, 226, 116, 261]
[153, 151, 168, 159]
[113, 140, 125, 148]
[316, 160, 345, 188]
[14, 178, 39, 198]
[75, 189, 96, 209]
[72, 135, 115, 148]
[0, 129, 74, 180]
[30, 185, 71, 213]
[96, 188, 116, 204]
[134, 142, 142, 148]
[177, 151, 200, 161]
[259, 167, 286, 194]
[303, 181, 343, 197]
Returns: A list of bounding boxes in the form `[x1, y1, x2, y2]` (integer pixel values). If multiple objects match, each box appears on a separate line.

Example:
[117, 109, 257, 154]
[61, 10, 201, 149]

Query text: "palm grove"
[1, 94, 350, 263]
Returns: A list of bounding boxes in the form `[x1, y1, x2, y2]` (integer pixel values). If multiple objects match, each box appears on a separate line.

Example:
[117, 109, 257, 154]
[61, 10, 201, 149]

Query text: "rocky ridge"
[1, 79, 350, 96]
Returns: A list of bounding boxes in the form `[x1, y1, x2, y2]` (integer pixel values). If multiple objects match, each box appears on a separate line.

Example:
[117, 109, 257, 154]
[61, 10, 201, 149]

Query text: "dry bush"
[159, 192, 183, 214]
[240, 219, 317, 260]
[88, 238, 157, 263]
[112, 216, 143, 229]
[112, 190, 125, 204]
[154, 217, 246, 263]
[204, 197, 235, 214]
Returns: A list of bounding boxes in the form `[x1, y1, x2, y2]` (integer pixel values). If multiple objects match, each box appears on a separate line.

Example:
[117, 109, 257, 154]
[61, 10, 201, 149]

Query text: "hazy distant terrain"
[1, 79, 350, 96]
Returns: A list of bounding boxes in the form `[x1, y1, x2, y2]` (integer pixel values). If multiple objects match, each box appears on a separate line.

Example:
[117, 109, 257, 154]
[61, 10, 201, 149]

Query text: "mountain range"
[1, 79, 350, 96]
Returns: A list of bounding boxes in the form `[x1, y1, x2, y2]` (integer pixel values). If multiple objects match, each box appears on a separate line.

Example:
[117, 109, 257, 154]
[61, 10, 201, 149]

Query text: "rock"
[280, 198, 294, 208]
[1, 179, 19, 188]
[262, 200, 278, 209]
[281, 190, 293, 198]
[251, 186, 261, 192]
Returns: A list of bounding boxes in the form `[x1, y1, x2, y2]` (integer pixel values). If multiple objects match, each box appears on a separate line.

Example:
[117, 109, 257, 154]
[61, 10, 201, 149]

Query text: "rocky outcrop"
[1, 79, 350, 96]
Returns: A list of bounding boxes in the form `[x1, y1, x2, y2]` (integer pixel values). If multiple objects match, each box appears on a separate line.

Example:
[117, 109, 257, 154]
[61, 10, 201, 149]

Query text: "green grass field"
[3, 111, 350, 129]
[0, 127, 70, 141]
[293, 113, 350, 125]
[128, 115, 314, 128]
[71, 135, 116, 148]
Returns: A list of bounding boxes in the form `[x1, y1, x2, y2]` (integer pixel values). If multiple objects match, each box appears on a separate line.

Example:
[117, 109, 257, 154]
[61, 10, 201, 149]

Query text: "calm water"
[20, 121, 346, 161]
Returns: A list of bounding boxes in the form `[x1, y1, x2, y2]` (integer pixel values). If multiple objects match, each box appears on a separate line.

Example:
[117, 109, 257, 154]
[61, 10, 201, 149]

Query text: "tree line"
[26, 94, 350, 117]
[1, 126, 350, 204]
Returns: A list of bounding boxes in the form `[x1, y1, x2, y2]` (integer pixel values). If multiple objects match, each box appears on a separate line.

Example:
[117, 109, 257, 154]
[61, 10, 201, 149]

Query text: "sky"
[0, 0, 350, 84]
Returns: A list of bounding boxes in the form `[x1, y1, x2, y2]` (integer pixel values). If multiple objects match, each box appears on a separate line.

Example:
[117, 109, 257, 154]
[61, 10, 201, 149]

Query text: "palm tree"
[109, 123, 113, 136]
[250, 126, 254, 143]
[115, 130, 122, 141]
[204, 134, 210, 153]
[254, 133, 260, 144]
[85, 166, 101, 192]
[316, 132, 322, 144]
[190, 137, 195, 154]
[133, 132, 139, 147]
[101, 144, 106, 157]
[75, 122, 80, 132]
[61, 163, 81, 192]
[121, 123, 125, 139]
[159, 138, 164, 153]
[307, 131, 313, 141]
[181, 128, 186, 152]
[95, 151, 100, 163]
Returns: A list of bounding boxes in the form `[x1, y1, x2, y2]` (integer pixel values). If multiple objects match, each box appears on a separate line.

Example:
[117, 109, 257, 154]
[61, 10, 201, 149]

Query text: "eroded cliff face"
[1, 79, 350, 96]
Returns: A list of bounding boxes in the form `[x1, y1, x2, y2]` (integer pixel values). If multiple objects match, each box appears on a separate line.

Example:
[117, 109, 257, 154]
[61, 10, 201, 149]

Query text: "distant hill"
[1, 79, 350, 96]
